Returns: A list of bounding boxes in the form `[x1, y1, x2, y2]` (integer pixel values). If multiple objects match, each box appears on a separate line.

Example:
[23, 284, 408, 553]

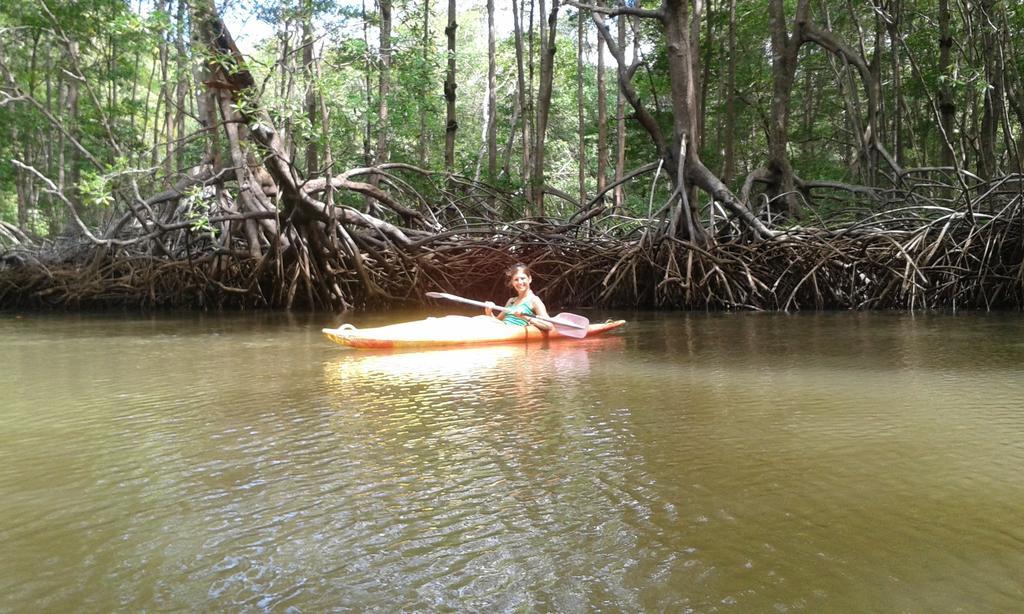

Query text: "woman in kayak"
[484, 263, 553, 331]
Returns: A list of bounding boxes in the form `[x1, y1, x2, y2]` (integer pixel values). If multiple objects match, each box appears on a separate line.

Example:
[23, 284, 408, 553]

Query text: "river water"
[2, 310, 1023, 611]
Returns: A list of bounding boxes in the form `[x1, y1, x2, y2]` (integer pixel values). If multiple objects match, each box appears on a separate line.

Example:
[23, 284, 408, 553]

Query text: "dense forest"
[1, 0, 1023, 311]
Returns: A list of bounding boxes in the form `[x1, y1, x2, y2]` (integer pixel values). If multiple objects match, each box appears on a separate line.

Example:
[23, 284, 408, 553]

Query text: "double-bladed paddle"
[425, 291, 590, 339]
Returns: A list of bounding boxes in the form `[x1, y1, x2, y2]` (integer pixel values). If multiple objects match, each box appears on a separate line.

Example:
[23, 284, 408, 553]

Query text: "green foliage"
[183, 187, 215, 233]
[0, 193, 17, 226]
[78, 171, 114, 210]
[3, 0, 1023, 234]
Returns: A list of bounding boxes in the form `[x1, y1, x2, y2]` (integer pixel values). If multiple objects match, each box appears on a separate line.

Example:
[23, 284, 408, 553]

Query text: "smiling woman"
[483, 263, 551, 330]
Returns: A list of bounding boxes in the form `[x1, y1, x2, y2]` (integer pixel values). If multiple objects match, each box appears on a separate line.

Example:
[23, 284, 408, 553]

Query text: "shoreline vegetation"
[2, 1, 1023, 313]
[3, 172, 1023, 311]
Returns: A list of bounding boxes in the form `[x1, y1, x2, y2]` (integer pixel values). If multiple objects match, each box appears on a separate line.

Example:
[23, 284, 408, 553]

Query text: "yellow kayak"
[322, 315, 626, 349]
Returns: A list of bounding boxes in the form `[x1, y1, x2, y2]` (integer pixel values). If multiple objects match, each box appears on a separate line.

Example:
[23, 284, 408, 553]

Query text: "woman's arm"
[527, 297, 553, 331]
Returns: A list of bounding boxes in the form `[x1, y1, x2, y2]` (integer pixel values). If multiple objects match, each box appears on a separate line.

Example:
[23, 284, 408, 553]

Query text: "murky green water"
[2, 310, 1023, 611]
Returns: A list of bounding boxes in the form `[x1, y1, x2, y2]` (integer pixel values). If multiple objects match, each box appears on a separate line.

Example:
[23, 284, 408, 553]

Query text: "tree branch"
[565, 0, 664, 20]
[590, 12, 667, 154]
[12, 160, 130, 246]
[0, 60, 104, 170]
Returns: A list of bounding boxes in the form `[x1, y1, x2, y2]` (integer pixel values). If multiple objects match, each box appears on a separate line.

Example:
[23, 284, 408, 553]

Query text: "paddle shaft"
[425, 292, 586, 330]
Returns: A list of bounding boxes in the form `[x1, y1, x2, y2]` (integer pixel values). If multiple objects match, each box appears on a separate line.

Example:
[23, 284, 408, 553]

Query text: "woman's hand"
[484, 300, 496, 317]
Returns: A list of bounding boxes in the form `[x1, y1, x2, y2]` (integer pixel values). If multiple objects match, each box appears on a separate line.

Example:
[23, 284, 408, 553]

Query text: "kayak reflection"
[320, 336, 626, 457]
[324, 336, 624, 390]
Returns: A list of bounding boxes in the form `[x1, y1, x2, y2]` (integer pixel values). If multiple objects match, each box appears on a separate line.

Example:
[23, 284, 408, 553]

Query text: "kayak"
[323, 316, 626, 349]
[322, 315, 626, 349]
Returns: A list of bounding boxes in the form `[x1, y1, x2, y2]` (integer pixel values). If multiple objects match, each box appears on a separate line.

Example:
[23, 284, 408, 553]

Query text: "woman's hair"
[506, 262, 532, 287]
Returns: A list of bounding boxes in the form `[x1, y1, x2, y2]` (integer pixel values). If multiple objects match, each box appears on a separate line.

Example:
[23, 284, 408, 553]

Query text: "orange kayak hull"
[322, 315, 626, 349]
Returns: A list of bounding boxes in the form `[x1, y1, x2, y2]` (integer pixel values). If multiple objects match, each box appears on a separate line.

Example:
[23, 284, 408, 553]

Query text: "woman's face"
[510, 270, 532, 293]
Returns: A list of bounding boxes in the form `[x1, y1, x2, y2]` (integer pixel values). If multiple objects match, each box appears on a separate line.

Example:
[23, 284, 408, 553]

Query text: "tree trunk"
[513, 0, 532, 209]
[885, 11, 904, 168]
[533, 0, 560, 217]
[62, 41, 81, 220]
[698, 0, 709, 153]
[277, 18, 297, 162]
[1001, 9, 1024, 174]
[190, 3, 221, 169]
[584, 0, 771, 241]
[444, 0, 457, 176]
[315, 54, 334, 208]
[362, 0, 373, 168]
[13, 125, 27, 230]
[614, 12, 627, 213]
[577, 11, 587, 209]
[978, 0, 1000, 180]
[501, 93, 522, 177]
[419, 0, 430, 167]
[376, 0, 392, 168]
[303, 0, 318, 177]
[361, 0, 392, 216]
[596, 12, 608, 206]
[486, 0, 497, 184]
[663, 0, 707, 242]
[156, 0, 170, 173]
[190, 0, 277, 258]
[937, 0, 955, 167]
[174, 0, 189, 173]
[766, 0, 805, 219]
[722, 0, 737, 186]
[870, 7, 884, 184]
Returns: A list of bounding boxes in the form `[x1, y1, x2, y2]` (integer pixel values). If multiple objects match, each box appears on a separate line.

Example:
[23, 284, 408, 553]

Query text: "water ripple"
[3, 314, 1024, 610]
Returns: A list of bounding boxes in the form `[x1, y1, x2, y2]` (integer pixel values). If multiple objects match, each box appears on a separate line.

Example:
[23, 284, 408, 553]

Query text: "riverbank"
[3, 223, 1023, 312]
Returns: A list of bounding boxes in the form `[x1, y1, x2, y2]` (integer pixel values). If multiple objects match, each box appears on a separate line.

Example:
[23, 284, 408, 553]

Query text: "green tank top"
[503, 299, 535, 326]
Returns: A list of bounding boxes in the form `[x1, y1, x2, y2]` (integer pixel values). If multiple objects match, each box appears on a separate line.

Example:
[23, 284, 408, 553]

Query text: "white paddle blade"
[551, 313, 589, 338]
